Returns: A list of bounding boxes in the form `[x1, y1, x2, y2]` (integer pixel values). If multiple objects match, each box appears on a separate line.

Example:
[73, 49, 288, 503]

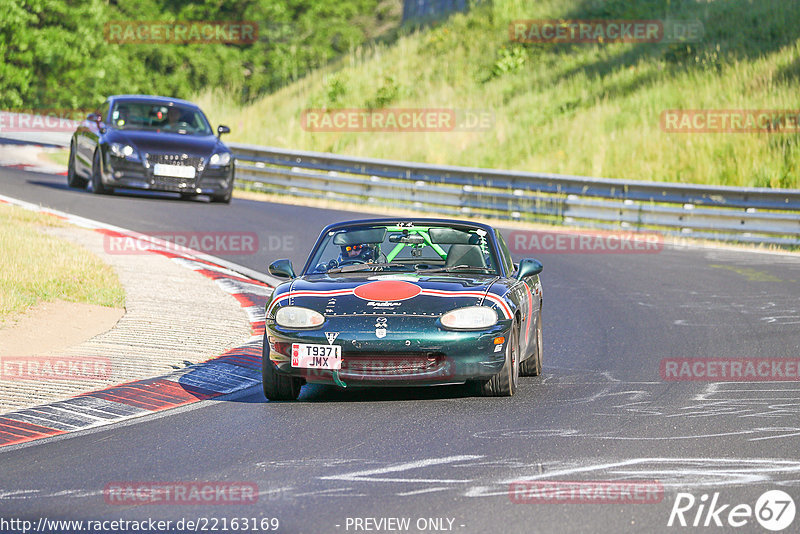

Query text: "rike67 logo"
[668, 490, 796, 531]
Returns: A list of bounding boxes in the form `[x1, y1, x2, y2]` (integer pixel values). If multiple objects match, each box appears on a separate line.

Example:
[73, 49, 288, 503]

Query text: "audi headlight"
[109, 142, 140, 161]
[275, 306, 324, 329]
[440, 306, 498, 330]
[209, 152, 231, 166]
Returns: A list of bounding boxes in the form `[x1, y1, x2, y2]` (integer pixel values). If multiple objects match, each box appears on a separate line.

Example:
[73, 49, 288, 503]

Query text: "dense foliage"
[0, 0, 395, 111]
[212, 0, 800, 188]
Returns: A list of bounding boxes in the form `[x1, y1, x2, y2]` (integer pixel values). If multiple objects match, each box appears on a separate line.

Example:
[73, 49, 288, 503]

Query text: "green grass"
[198, 0, 800, 188]
[42, 148, 69, 168]
[0, 204, 125, 324]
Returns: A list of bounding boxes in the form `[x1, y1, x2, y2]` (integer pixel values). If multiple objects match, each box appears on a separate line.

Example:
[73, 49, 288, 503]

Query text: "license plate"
[291, 344, 342, 370]
[153, 163, 196, 179]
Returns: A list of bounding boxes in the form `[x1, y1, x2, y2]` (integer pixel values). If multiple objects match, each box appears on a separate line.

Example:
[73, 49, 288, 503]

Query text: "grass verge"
[200, 0, 800, 189]
[0, 203, 125, 325]
[41, 148, 69, 169]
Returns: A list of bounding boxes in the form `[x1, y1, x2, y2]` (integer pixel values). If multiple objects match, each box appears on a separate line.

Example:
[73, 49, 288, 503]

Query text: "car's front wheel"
[67, 141, 88, 189]
[210, 186, 232, 204]
[261, 336, 302, 401]
[91, 150, 112, 195]
[211, 185, 233, 204]
[479, 320, 519, 396]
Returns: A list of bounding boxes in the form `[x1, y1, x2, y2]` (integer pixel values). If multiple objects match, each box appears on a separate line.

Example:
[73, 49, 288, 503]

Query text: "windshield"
[109, 101, 213, 135]
[306, 223, 501, 275]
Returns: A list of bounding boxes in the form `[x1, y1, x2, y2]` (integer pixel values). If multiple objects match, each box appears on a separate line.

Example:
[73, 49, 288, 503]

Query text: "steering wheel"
[337, 259, 367, 266]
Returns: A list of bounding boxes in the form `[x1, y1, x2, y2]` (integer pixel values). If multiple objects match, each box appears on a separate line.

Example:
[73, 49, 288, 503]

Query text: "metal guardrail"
[7, 114, 796, 245]
[229, 143, 800, 246]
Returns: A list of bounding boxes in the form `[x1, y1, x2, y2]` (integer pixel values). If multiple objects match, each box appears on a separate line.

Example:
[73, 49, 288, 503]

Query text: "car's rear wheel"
[91, 150, 112, 195]
[479, 320, 519, 396]
[520, 306, 543, 377]
[67, 142, 88, 189]
[261, 335, 302, 401]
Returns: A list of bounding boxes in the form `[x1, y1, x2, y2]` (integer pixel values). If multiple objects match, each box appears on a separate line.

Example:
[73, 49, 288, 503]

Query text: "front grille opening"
[146, 153, 203, 168]
[341, 352, 445, 375]
[153, 175, 195, 191]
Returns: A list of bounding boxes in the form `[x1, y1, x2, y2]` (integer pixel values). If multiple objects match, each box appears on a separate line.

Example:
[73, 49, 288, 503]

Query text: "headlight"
[109, 143, 139, 160]
[209, 152, 231, 166]
[275, 306, 324, 329]
[440, 306, 498, 330]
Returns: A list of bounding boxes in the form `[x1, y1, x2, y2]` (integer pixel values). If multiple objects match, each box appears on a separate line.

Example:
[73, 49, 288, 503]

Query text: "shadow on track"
[34, 178, 214, 203]
[295, 382, 481, 403]
[27, 179, 72, 191]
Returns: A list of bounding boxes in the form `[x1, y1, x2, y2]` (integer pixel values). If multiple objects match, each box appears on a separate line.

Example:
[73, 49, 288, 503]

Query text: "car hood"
[109, 130, 223, 156]
[268, 272, 512, 319]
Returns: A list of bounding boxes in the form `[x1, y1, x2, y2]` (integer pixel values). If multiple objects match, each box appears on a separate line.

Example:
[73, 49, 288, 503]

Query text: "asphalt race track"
[2, 167, 800, 533]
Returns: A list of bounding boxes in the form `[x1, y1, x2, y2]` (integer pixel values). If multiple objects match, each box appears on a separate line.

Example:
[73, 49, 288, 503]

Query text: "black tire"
[67, 142, 88, 189]
[479, 320, 520, 396]
[261, 335, 302, 401]
[91, 150, 111, 195]
[210, 187, 232, 204]
[520, 306, 543, 377]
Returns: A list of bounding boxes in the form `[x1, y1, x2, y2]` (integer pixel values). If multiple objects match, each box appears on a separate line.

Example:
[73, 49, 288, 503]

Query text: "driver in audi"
[167, 106, 183, 128]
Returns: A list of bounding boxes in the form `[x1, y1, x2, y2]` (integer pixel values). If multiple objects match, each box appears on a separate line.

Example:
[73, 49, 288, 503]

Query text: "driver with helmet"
[314, 242, 381, 273]
[338, 243, 378, 264]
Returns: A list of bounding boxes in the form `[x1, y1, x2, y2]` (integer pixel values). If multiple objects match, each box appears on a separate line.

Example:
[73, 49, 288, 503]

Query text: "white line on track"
[320, 455, 483, 483]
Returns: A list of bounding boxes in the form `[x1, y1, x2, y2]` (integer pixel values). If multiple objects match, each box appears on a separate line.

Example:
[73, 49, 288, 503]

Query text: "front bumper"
[265, 316, 512, 386]
[103, 154, 233, 195]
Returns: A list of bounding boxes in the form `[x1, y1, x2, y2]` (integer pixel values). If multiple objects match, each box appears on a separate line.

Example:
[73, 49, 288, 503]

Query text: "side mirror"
[269, 259, 296, 279]
[515, 258, 543, 279]
[92, 113, 107, 133]
[217, 125, 230, 137]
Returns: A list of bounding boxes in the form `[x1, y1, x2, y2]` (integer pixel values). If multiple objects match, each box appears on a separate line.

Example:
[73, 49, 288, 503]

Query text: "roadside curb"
[0, 142, 69, 175]
[0, 194, 273, 449]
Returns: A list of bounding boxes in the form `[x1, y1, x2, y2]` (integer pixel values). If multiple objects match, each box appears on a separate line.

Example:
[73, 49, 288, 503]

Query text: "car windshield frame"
[302, 221, 505, 277]
[108, 100, 213, 136]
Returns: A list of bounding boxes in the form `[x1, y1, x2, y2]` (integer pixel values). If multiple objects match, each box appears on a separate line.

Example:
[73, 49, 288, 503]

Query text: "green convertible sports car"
[262, 218, 543, 400]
